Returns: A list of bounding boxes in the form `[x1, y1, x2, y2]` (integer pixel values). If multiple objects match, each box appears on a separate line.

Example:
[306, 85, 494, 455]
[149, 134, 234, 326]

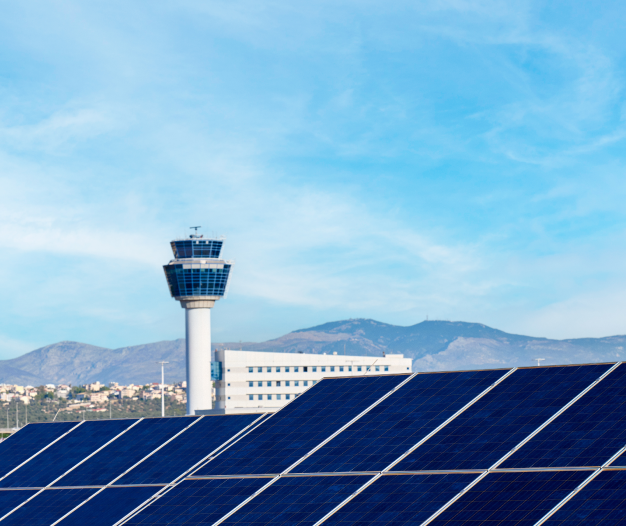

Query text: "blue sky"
[1, 1, 626, 358]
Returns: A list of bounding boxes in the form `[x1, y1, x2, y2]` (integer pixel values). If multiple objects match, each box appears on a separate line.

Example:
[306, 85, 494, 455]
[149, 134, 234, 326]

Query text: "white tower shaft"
[185, 306, 213, 415]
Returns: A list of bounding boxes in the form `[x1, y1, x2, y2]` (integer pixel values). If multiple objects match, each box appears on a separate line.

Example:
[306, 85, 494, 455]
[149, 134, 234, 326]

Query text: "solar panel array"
[1, 363, 626, 525]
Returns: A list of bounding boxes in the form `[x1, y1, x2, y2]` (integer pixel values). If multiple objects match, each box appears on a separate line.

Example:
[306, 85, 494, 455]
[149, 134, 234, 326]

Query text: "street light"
[157, 361, 169, 417]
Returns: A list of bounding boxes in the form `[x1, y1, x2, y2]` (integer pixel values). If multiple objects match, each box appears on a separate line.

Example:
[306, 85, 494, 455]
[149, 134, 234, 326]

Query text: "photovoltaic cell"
[429, 471, 590, 526]
[322, 473, 478, 526]
[115, 414, 261, 485]
[56, 486, 160, 526]
[543, 470, 626, 525]
[0, 419, 137, 488]
[394, 365, 611, 471]
[0, 488, 97, 526]
[0, 422, 78, 479]
[0, 490, 38, 517]
[124, 478, 269, 526]
[297, 370, 506, 473]
[196, 375, 408, 476]
[53, 417, 193, 487]
[502, 365, 626, 468]
[221, 475, 370, 526]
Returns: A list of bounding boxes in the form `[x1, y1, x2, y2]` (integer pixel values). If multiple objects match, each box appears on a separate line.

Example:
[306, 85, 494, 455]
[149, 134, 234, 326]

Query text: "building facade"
[207, 350, 412, 415]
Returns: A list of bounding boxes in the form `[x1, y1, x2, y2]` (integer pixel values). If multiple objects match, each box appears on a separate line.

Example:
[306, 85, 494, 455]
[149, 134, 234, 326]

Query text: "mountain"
[1, 319, 625, 385]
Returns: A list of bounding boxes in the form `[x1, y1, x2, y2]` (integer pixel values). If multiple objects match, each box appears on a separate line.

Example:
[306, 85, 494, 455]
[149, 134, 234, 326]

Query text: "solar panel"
[0, 365, 622, 526]
[0, 419, 137, 488]
[123, 478, 270, 525]
[55, 486, 160, 526]
[502, 365, 626, 468]
[542, 469, 626, 525]
[296, 370, 506, 473]
[114, 414, 262, 485]
[428, 471, 590, 526]
[322, 473, 479, 526]
[0, 488, 97, 526]
[217, 475, 371, 526]
[195, 375, 408, 476]
[394, 365, 611, 471]
[0, 422, 78, 479]
[53, 417, 193, 487]
[0, 490, 38, 517]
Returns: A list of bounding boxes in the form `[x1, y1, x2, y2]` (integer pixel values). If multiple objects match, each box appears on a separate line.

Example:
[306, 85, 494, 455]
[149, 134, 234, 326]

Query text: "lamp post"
[157, 361, 169, 417]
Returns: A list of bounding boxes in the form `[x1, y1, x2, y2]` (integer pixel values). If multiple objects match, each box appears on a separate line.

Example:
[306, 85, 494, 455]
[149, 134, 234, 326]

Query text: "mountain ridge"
[1, 319, 624, 385]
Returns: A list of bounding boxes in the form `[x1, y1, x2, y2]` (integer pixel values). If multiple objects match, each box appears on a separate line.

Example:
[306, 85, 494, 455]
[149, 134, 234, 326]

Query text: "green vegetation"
[3, 398, 186, 427]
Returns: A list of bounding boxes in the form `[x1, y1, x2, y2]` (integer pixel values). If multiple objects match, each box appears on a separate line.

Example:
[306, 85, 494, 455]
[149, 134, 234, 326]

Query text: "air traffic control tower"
[163, 228, 232, 415]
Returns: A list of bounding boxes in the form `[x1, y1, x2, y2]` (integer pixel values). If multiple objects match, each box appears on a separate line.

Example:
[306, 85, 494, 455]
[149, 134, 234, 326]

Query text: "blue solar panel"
[196, 375, 408, 476]
[0, 490, 38, 517]
[323, 474, 478, 526]
[124, 478, 269, 525]
[394, 365, 611, 471]
[54, 417, 193, 487]
[220, 475, 369, 526]
[0, 419, 137, 488]
[115, 414, 262, 485]
[503, 365, 626, 468]
[1, 488, 97, 526]
[429, 471, 590, 526]
[0, 422, 78, 479]
[56, 486, 160, 526]
[297, 370, 506, 473]
[543, 470, 626, 525]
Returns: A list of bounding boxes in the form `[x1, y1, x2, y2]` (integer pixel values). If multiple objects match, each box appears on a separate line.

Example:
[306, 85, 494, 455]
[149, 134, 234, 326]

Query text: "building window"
[267, 367, 272, 373]
[286, 381, 290, 387]
[277, 381, 281, 387]
[258, 381, 262, 387]
[227, 383, 230, 386]
[348, 366, 352, 372]
[313, 380, 317, 385]
[258, 367, 262, 373]
[339, 366, 344, 372]
[285, 367, 290, 373]
[258, 394, 262, 400]
[312, 366, 317, 372]
[330, 366, 335, 372]
[249, 381, 253, 387]
[286, 394, 290, 400]
[357, 366, 362, 372]
[295, 381, 299, 387]
[268, 394, 272, 400]
[295, 366, 299, 373]
[276, 366, 281, 373]
[321, 366, 326, 372]
[228, 397, 230, 399]
[249, 367, 253, 373]
[267, 381, 272, 387]
[384, 366, 389, 372]
[304, 381, 308, 387]
[277, 394, 281, 400]
[303, 366, 308, 372]
[249, 394, 253, 400]
[375, 366, 380, 372]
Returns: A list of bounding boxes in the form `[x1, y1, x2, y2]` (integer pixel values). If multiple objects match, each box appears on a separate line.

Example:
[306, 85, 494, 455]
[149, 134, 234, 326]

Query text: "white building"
[203, 350, 412, 415]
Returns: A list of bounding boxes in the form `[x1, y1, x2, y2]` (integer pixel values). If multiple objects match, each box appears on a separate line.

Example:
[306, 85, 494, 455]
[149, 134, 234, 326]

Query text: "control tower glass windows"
[171, 240, 223, 259]
[163, 265, 231, 298]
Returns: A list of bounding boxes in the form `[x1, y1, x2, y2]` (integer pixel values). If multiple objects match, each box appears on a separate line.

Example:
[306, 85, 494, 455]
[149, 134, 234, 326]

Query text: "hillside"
[1, 319, 625, 385]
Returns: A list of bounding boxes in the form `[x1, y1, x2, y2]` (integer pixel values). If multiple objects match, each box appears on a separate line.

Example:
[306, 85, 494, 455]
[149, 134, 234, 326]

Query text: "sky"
[1, 1, 626, 359]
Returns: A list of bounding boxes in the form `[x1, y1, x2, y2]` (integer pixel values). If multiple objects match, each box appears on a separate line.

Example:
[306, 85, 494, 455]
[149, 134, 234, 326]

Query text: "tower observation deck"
[163, 229, 233, 415]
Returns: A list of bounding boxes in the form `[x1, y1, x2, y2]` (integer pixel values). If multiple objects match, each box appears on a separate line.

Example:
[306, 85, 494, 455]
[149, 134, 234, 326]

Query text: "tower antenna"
[534, 358, 545, 367]
[190, 226, 201, 233]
